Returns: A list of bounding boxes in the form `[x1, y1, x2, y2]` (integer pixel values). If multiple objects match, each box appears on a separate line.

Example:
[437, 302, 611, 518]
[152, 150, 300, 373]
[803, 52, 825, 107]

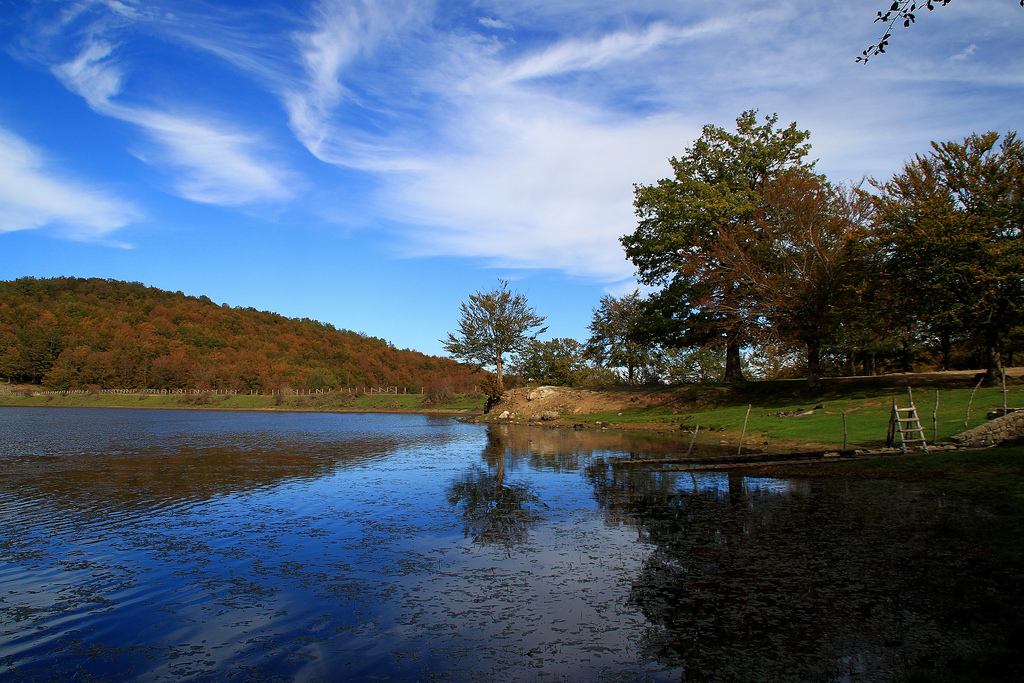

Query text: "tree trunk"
[984, 326, 1001, 382]
[483, 357, 505, 413]
[728, 471, 745, 507]
[940, 331, 951, 371]
[806, 341, 821, 391]
[723, 332, 745, 383]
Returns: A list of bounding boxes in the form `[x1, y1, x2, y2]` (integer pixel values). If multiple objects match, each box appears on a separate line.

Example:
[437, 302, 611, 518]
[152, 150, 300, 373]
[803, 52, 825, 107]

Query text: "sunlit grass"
[572, 383, 1021, 450]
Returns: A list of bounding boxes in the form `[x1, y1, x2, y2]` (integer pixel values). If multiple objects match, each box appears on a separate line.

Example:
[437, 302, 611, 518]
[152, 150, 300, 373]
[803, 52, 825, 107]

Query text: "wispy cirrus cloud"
[389, 99, 697, 280]
[9, 0, 299, 208]
[0, 125, 139, 242]
[9, 0, 1023, 277]
[497, 20, 723, 85]
[51, 37, 296, 205]
[279, 0, 434, 169]
[366, 13, 727, 279]
[478, 17, 510, 30]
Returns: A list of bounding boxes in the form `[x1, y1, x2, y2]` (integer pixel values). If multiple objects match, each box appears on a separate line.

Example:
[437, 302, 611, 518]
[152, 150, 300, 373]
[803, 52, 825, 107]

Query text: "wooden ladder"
[888, 388, 929, 454]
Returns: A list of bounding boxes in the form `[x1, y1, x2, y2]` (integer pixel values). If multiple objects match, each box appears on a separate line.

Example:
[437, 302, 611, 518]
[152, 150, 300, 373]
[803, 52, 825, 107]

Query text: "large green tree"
[442, 279, 547, 393]
[622, 110, 813, 382]
[712, 170, 870, 389]
[512, 337, 586, 386]
[873, 131, 1024, 380]
[585, 291, 663, 385]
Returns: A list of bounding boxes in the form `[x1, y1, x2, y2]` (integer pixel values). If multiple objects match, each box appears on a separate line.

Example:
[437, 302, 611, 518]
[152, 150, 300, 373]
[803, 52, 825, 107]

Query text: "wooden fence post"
[965, 375, 985, 428]
[737, 405, 752, 456]
[685, 425, 700, 457]
[1003, 369, 1008, 415]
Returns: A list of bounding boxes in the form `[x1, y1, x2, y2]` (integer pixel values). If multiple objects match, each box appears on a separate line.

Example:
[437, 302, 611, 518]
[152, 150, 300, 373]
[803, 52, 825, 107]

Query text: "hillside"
[0, 277, 478, 393]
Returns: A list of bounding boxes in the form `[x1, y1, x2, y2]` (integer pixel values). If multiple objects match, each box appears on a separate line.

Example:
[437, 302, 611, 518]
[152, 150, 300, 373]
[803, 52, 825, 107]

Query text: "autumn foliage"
[0, 277, 480, 392]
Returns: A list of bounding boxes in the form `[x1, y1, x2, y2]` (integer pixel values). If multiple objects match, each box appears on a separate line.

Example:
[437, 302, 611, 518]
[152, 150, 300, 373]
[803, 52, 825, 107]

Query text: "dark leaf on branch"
[859, 0, 1014, 63]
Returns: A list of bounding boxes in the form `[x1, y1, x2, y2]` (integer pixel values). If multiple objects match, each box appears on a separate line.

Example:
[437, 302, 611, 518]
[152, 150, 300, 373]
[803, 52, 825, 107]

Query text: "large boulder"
[527, 386, 560, 401]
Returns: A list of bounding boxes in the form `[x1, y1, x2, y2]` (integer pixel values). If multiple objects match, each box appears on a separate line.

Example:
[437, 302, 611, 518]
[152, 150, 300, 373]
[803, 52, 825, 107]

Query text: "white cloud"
[478, 17, 510, 30]
[130, 111, 296, 205]
[359, 15, 733, 280]
[498, 21, 722, 85]
[0, 126, 139, 241]
[282, 0, 430, 166]
[389, 99, 697, 280]
[51, 33, 296, 205]
[951, 44, 977, 61]
[50, 39, 124, 103]
[11, 0, 1024, 274]
[602, 280, 648, 299]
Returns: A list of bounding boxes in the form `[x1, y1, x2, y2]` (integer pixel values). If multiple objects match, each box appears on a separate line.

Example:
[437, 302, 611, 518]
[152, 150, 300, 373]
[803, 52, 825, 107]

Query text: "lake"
[0, 408, 1010, 682]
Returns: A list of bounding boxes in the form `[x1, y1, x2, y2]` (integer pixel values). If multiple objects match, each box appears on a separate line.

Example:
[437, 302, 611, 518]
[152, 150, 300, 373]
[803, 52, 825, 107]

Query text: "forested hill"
[0, 277, 478, 392]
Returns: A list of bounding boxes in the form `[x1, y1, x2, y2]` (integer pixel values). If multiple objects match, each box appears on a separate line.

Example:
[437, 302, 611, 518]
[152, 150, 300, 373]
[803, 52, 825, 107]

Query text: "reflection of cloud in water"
[742, 476, 810, 496]
[677, 471, 728, 494]
[676, 473, 810, 497]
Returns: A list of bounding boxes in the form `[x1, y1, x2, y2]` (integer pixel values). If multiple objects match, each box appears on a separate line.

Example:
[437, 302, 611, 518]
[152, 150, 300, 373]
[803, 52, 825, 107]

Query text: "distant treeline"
[0, 277, 480, 393]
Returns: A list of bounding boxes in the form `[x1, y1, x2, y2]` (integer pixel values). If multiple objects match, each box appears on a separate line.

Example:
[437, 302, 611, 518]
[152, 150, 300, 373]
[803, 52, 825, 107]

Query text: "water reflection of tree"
[1, 436, 398, 514]
[447, 423, 727, 553]
[446, 430, 544, 553]
[587, 464, 1008, 682]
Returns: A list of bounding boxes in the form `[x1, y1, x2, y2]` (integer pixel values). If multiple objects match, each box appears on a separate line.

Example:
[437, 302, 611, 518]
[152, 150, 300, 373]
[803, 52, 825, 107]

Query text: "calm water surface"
[0, 408, 1009, 682]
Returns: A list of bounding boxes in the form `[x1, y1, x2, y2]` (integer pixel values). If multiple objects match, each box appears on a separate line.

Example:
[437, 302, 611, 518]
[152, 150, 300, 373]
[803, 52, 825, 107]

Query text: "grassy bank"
[556, 376, 1022, 450]
[0, 388, 485, 413]
[4, 371, 1020, 448]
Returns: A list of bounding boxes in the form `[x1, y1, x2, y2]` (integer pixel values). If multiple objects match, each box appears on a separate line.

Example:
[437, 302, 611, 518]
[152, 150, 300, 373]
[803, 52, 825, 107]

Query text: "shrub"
[423, 380, 456, 406]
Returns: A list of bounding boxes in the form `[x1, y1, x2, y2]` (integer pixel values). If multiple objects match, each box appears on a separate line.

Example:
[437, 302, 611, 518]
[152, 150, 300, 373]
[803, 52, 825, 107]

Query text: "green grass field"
[570, 380, 1021, 450]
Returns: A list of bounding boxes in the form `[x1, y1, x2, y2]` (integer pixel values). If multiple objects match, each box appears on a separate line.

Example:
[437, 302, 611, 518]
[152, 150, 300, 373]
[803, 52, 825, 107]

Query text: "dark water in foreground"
[0, 408, 1010, 682]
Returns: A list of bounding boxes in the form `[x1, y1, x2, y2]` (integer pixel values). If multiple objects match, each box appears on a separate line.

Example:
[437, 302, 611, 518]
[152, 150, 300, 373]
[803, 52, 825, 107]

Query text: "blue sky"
[1, 0, 1022, 357]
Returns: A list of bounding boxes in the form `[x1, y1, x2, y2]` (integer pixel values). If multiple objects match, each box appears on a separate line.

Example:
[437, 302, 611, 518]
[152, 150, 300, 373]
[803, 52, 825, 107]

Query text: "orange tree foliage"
[0, 277, 480, 392]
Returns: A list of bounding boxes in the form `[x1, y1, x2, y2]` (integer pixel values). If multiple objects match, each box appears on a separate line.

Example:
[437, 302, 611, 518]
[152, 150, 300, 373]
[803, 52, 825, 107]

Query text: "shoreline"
[4, 368, 1020, 450]
[0, 400, 478, 417]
